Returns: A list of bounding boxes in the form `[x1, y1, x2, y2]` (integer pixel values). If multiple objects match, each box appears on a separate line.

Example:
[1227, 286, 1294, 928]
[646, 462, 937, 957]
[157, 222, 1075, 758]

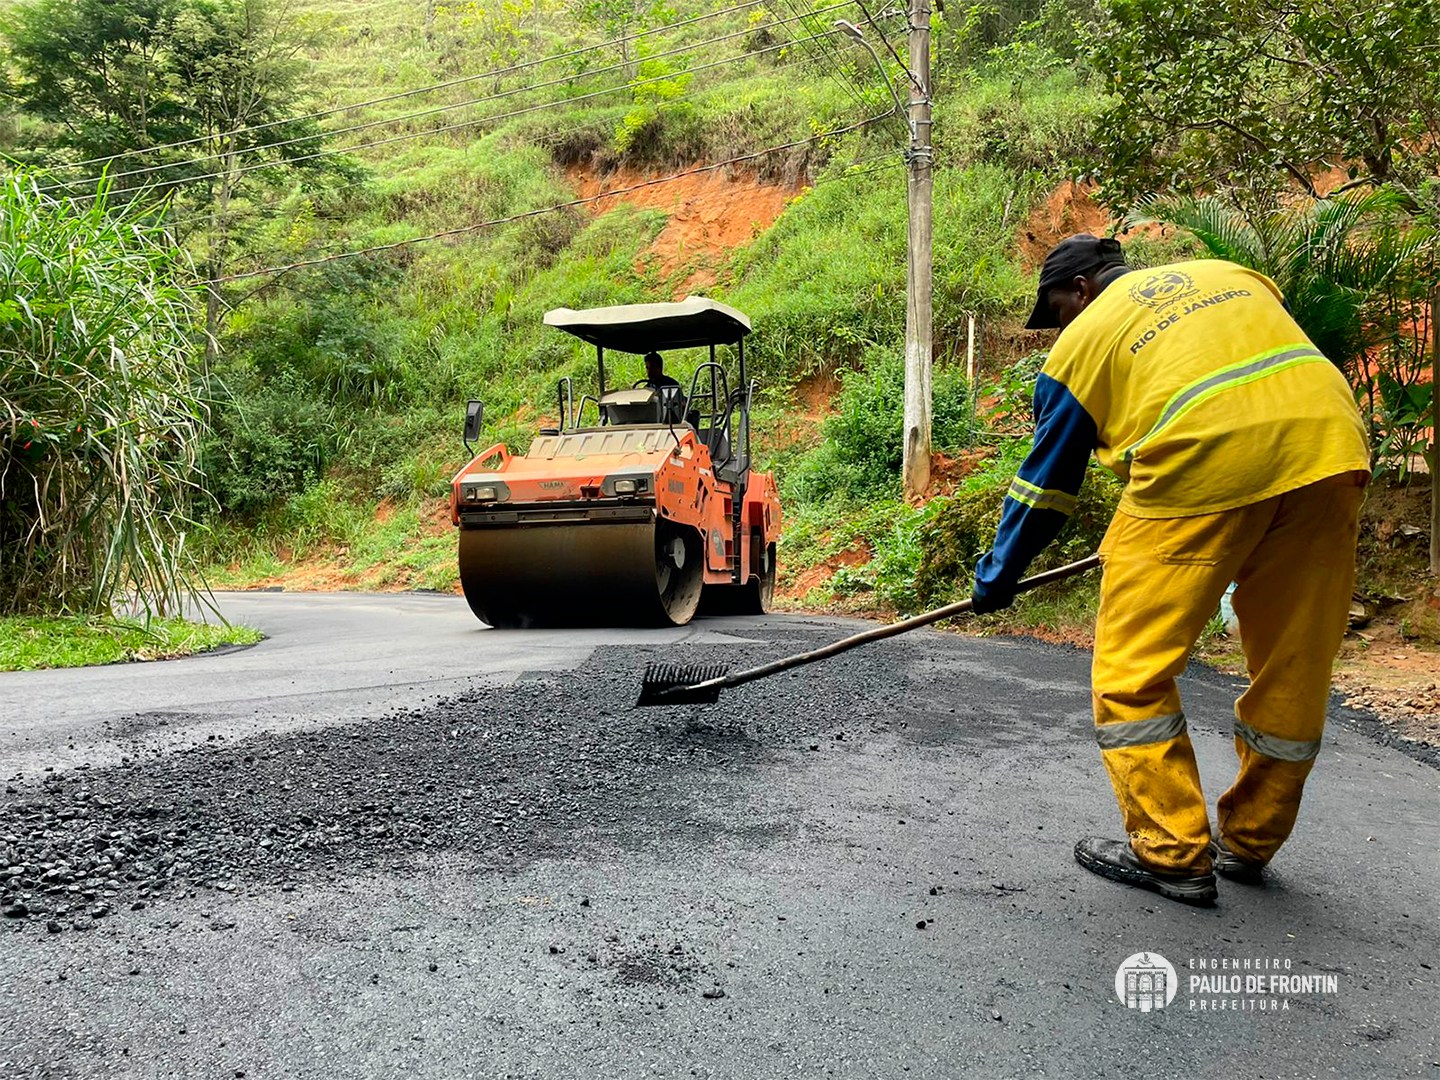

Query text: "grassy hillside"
[5, 0, 1433, 661]
[176, 0, 1096, 599]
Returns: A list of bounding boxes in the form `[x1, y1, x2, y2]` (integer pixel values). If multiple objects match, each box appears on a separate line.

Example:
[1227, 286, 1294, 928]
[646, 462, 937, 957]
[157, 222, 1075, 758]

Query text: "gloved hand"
[970, 581, 1014, 615]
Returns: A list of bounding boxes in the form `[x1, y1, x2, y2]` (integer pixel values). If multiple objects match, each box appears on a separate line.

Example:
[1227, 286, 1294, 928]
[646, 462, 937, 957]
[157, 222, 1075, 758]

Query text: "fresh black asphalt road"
[1, 592, 1436, 1078]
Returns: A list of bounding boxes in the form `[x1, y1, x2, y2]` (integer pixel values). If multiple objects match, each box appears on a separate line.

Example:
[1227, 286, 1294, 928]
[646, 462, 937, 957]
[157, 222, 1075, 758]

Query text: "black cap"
[1024, 234, 1127, 330]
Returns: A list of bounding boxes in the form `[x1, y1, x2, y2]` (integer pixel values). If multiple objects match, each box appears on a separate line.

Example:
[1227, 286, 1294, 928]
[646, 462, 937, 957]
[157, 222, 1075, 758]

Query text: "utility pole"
[835, 12, 933, 499]
[901, 0, 933, 502]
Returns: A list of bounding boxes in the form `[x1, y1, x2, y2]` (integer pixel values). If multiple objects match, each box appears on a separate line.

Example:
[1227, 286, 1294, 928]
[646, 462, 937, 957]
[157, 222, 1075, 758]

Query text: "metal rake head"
[635, 661, 730, 707]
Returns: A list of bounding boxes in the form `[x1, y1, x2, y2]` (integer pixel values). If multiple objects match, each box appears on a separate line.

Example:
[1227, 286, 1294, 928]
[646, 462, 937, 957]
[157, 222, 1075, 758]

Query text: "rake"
[636, 553, 1102, 706]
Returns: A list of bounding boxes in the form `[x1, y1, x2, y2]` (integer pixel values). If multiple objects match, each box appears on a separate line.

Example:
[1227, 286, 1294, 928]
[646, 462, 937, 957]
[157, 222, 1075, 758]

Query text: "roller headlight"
[602, 473, 651, 497]
[460, 480, 507, 502]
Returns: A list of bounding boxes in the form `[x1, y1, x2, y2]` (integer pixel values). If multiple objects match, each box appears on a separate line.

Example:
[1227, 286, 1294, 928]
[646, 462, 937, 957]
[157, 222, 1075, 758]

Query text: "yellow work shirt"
[1045, 258, 1370, 518]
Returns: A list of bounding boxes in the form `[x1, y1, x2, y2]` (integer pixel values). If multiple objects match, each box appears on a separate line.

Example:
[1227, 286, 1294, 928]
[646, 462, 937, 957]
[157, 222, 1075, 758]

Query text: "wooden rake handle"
[701, 553, 1103, 694]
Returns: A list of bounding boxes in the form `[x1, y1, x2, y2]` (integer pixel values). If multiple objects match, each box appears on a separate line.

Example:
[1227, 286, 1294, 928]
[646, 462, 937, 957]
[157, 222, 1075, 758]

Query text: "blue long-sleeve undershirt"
[974, 373, 1098, 601]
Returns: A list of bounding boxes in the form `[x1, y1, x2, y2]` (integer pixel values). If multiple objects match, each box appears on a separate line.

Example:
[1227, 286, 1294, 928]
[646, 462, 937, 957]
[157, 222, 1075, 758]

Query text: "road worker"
[642, 351, 693, 425]
[643, 351, 681, 389]
[972, 234, 1371, 905]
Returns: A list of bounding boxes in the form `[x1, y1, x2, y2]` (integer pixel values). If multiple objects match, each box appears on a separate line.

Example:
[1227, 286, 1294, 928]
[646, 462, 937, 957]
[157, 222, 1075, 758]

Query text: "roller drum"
[458, 517, 704, 628]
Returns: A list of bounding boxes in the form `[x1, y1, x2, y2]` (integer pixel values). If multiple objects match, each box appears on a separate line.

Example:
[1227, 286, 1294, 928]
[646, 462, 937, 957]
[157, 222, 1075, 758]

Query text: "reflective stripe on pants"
[1092, 472, 1365, 872]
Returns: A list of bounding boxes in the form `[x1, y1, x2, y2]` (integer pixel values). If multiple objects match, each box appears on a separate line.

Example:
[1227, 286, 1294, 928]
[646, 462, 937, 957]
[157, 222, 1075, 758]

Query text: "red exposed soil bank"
[567, 165, 800, 294]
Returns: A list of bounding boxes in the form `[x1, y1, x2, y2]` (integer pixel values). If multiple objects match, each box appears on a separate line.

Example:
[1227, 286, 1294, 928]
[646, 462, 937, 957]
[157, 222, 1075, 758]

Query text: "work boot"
[1074, 837, 1218, 907]
[1209, 839, 1266, 885]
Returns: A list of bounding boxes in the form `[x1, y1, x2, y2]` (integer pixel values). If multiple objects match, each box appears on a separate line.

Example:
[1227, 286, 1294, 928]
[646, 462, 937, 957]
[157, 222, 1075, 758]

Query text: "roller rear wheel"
[698, 536, 775, 616]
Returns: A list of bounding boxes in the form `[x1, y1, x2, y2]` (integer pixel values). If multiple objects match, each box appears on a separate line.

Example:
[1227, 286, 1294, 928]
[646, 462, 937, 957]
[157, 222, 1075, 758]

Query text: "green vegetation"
[914, 442, 1119, 608]
[778, 424, 1120, 627]
[1, 0, 331, 177]
[205, 477, 460, 592]
[152, 2, 1074, 598]
[0, 176, 207, 617]
[0, 615, 263, 671]
[1088, 0, 1440, 208]
[1, 0, 354, 334]
[2, 0, 1436, 654]
[779, 346, 978, 505]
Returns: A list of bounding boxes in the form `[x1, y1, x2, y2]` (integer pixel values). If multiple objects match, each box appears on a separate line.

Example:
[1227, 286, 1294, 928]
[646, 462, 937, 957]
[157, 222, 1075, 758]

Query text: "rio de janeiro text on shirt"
[1128, 289, 1254, 355]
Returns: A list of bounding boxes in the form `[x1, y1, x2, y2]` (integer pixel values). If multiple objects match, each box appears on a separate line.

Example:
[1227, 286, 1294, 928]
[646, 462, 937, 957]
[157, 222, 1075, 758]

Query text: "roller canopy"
[544, 297, 752, 352]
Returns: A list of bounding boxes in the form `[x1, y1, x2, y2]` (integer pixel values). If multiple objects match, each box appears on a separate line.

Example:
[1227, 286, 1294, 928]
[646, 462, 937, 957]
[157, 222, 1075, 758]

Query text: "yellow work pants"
[1092, 471, 1366, 873]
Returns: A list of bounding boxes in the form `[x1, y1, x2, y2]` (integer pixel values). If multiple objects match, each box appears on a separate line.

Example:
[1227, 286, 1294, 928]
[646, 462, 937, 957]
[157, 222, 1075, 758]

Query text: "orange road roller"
[449, 297, 782, 628]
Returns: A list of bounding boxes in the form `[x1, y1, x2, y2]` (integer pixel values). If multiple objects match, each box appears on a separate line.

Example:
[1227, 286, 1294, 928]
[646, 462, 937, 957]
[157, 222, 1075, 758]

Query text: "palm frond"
[1130, 194, 1264, 267]
[1137, 185, 1435, 377]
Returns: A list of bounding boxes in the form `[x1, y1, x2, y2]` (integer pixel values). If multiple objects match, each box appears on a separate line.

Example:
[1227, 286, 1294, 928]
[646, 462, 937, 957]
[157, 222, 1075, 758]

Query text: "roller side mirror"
[463, 399, 484, 452]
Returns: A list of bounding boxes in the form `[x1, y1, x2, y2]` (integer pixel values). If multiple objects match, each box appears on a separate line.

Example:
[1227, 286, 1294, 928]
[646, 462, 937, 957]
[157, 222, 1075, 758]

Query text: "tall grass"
[728, 160, 1032, 383]
[0, 174, 207, 616]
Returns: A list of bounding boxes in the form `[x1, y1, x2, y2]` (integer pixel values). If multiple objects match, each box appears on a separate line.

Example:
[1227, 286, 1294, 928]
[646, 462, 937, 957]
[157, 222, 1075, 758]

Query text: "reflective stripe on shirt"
[1006, 477, 1078, 515]
[1122, 344, 1329, 462]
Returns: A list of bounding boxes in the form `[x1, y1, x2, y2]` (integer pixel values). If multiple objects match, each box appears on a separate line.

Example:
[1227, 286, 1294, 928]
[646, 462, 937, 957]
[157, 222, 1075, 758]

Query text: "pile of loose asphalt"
[4, 620, 1432, 941]
[0, 629, 913, 936]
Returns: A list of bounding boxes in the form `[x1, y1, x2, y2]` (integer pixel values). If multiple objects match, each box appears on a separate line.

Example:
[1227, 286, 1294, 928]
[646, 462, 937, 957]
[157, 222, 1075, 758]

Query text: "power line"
[851, 0, 924, 94]
[767, 0, 907, 144]
[156, 53, 795, 236]
[159, 109, 643, 234]
[45, 2, 852, 194]
[822, 14, 911, 129]
[214, 114, 888, 282]
[816, 2, 915, 114]
[157, 121, 613, 239]
[165, 137, 895, 245]
[54, 0, 775, 173]
[61, 28, 845, 205]
[820, 152, 904, 176]
[808, 159, 904, 189]
[768, 0, 872, 112]
[207, 114, 889, 284]
[122, 6, 892, 236]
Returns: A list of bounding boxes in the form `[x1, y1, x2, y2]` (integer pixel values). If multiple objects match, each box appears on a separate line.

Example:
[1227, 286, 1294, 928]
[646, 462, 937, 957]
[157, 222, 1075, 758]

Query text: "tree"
[942, 0, 1097, 70]
[2, 0, 336, 189]
[614, 55, 693, 157]
[0, 175, 207, 617]
[163, 0, 355, 357]
[430, 0, 536, 86]
[1086, 0, 1440, 211]
[572, 0, 676, 75]
[0, 0, 187, 168]
[1, 0, 354, 349]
